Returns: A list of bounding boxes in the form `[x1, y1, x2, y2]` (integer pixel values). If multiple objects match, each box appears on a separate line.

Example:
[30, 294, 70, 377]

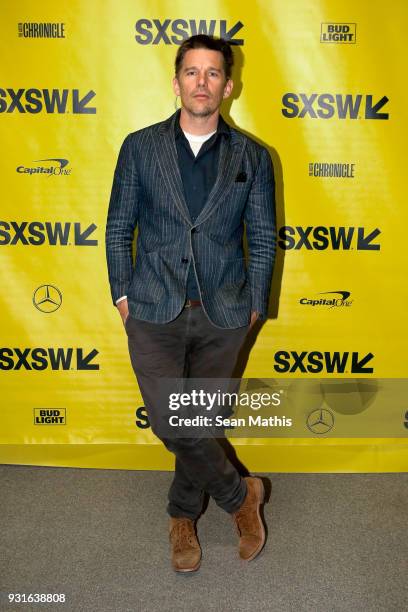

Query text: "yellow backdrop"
[1, 0, 407, 471]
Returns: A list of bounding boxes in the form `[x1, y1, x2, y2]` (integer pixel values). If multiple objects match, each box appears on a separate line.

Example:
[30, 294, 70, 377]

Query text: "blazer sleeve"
[243, 147, 276, 320]
[105, 134, 140, 306]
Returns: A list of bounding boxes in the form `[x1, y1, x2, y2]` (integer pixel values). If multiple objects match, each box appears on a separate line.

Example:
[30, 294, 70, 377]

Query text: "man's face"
[173, 48, 233, 118]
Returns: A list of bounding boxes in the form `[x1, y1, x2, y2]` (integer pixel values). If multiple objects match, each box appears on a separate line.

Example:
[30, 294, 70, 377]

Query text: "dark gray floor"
[0, 466, 407, 612]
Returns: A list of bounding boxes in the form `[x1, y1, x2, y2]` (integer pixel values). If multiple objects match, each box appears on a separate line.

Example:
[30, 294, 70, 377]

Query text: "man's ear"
[223, 78, 233, 99]
[172, 76, 180, 97]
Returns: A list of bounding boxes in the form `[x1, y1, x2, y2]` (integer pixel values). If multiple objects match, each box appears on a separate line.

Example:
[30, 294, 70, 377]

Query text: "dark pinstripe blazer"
[105, 110, 276, 329]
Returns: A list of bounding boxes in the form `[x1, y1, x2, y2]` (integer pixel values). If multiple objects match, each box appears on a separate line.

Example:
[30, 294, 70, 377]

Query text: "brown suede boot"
[169, 517, 202, 572]
[232, 476, 266, 561]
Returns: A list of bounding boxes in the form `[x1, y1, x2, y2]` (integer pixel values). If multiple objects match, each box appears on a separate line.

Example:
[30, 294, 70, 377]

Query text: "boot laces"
[235, 507, 257, 535]
[172, 520, 196, 552]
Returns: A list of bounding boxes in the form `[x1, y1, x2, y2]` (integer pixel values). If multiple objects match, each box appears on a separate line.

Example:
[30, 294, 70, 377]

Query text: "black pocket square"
[235, 172, 247, 182]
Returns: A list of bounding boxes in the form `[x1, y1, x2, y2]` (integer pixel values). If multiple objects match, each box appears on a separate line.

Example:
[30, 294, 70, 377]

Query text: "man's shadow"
[200, 46, 285, 518]
[223, 44, 285, 331]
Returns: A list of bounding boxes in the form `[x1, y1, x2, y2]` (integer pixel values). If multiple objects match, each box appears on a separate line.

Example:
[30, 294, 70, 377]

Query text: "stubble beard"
[188, 107, 213, 118]
[183, 94, 220, 119]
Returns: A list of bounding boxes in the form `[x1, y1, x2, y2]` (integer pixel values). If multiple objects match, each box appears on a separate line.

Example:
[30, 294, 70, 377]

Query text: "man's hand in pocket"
[249, 310, 260, 330]
[117, 298, 129, 326]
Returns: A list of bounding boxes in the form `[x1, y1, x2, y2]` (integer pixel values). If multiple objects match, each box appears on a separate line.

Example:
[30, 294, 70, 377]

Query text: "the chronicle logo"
[33, 285, 62, 313]
[0, 89, 96, 114]
[18, 22, 66, 38]
[300, 291, 353, 308]
[282, 93, 388, 120]
[135, 19, 244, 45]
[17, 158, 71, 177]
[274, 351, 374, 374]
[34, 408, 66, 425]
[0, 221, 97, 246]
[320, 23, 356, 43]
[0, 348, 99, 371]
[309, 162, 355, 178]
[278, 226, 380, 250]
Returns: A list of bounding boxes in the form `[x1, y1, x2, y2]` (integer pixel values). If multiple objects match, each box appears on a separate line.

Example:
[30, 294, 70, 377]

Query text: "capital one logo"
[0, 89, 96, 113]
[282, 93, 389, 120]
[17, 158, 71, 177]
[135, 19, 244, 45]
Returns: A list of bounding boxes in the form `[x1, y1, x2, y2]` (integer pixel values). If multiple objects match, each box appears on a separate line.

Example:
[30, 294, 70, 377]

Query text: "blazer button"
[181, 258, 189, 264]
[191, 227, 199, 233]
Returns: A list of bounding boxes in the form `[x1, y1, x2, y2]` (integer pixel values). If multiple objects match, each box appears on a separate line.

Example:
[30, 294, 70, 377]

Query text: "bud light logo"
[320, 23, 356, 43]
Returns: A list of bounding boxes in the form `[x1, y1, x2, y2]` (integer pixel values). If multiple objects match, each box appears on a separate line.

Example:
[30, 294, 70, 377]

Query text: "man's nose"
[197, 72, 207, 87]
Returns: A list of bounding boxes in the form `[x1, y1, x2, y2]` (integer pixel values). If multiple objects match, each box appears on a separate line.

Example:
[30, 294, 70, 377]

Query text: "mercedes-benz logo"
[306, 408, 334, 434]
[33, 284, 62, 313]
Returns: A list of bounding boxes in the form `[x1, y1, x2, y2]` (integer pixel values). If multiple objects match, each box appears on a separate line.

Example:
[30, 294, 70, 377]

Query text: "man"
[106, 35, 276, 572]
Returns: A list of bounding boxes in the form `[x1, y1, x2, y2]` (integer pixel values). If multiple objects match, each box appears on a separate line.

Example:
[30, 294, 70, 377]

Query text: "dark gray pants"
[125, 305, 249, 520]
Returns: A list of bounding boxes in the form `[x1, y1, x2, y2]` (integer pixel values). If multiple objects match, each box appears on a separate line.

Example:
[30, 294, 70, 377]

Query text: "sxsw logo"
[34, 408, 66, 424]
[278, 226, 380, 251]
[135, 19, 244, 45]
[136, 407, 150, 429]
[282, 93, 389, 120]
[274, 351, 374, 374]
[0, 89, 96, 114]
[0, 348, 99, 371]
[0, 221, 97, 246]
[320, 23, 356, 43]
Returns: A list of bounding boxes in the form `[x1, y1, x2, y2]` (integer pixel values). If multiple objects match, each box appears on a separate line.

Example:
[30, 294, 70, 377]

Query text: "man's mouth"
[194, 93, 210, 99]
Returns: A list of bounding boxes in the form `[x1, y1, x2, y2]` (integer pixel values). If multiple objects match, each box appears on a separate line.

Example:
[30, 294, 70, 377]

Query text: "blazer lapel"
[151, 111, 192, 225]
[151, 111, 247, 227]
[194, 129, 246, 226]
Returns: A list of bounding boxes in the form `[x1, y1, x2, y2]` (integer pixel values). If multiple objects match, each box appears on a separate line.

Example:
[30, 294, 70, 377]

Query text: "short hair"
[174, 35, 234, 79]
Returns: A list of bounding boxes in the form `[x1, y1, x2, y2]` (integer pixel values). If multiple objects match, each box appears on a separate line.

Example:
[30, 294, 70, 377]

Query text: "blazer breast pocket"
[235, 171, 247, 183]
